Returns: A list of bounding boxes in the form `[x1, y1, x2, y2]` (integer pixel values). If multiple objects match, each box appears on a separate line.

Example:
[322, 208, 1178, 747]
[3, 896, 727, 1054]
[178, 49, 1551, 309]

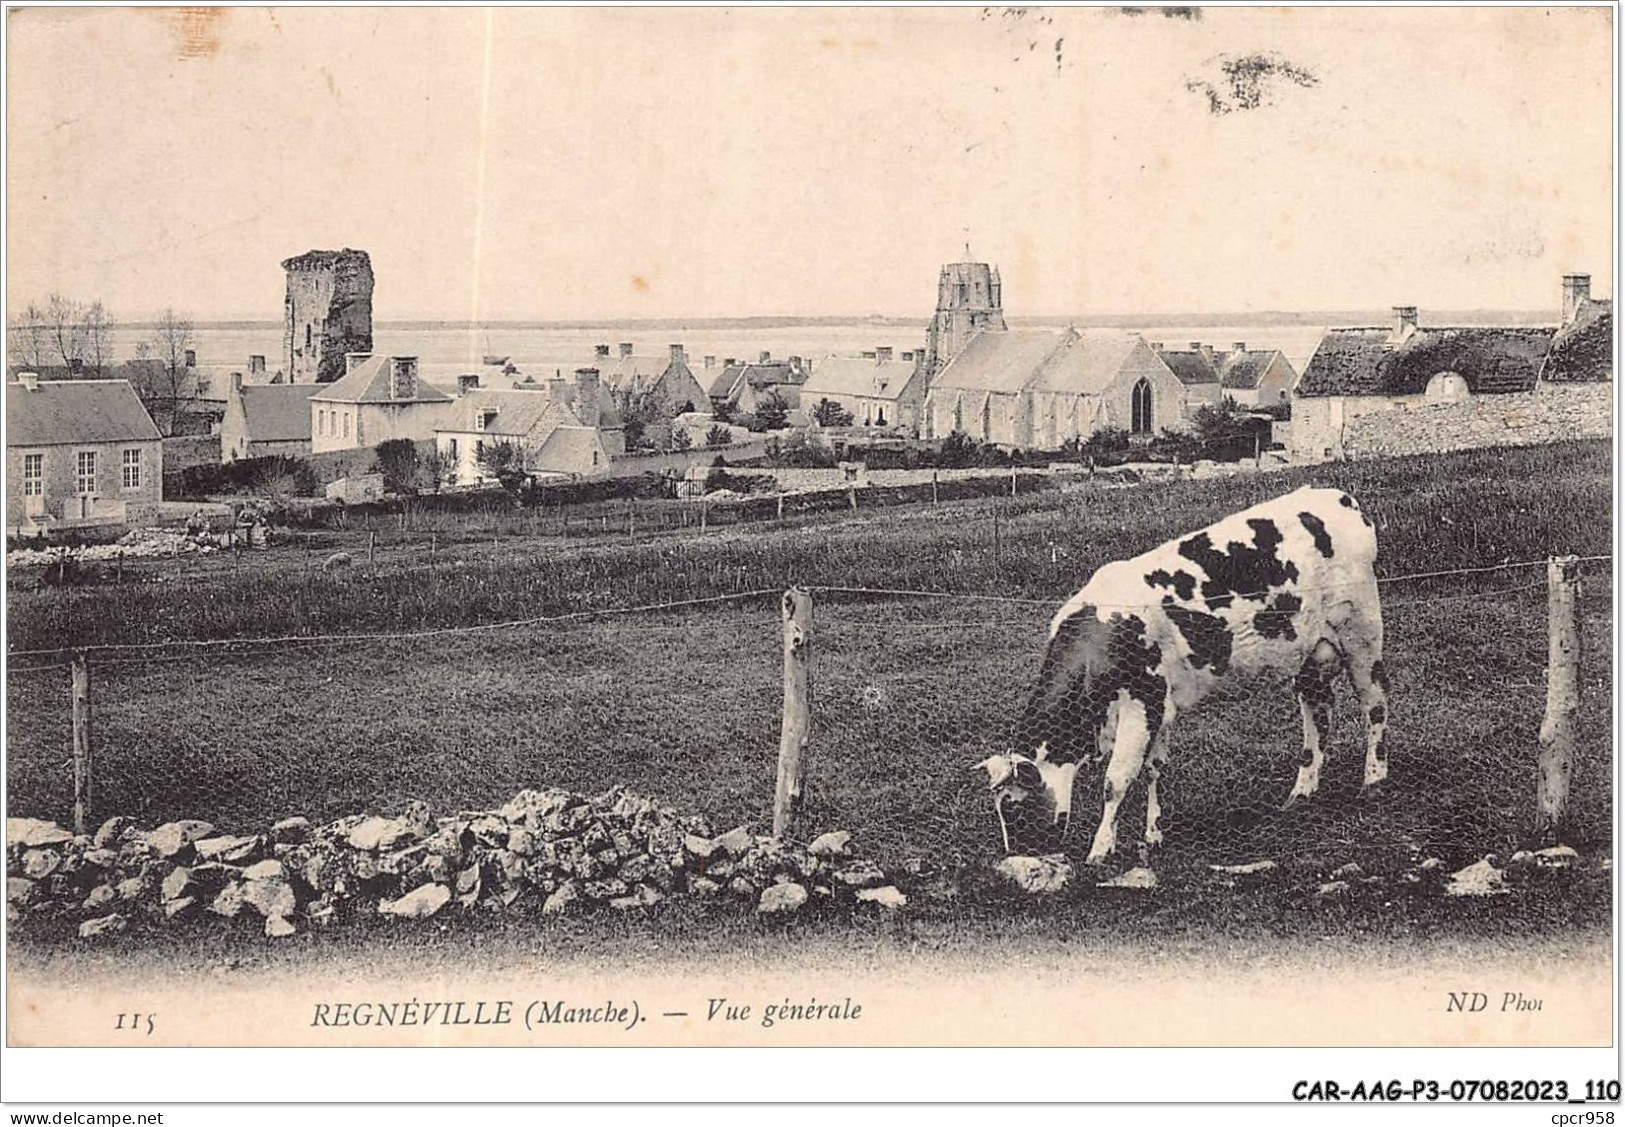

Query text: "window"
[592, 450, 599, 466]
[75, 451, 96, 495]
[305, 324, 312, 352]
[22, 453, 42, 496]
[1131, 378, 1154, 434]
[121, 448, 142, 490]
[448, 438, 459, 461]
[956, 283, 967, 303]
[342, 413, 350, 438]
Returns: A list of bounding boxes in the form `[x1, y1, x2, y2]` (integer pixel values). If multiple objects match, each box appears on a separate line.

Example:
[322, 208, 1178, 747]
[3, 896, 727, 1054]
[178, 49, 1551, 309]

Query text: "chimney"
[789, 355, 802, 369]
[458, 374, 480, 396]
[229, 371, 243, 396]
[18, 371, 39, 391]
[669, 343, 686, 364]
[618, 342, 634, 358]
[1562, 273, 1591, 324]
[389, 356, 419, 400]
[249, 354, 266, 376]
[596, 344, 611, 358]
[1231, 341, 1247, 355]
[346, 351, 371, 375]
[758, 350, 771, 364]
[901, 351, 914, 363]
[875, 346, 894, 362]
[703, 355, 716, 369]
[1188, 341, 1202, 352]
[1392, 306, 1418, 336]
[184, 349, 197, 369]
[724, 357, 736, 367]
[574, 367, 602, 428]
[1150, 342, 1164, 352]
[1198, 343, 1215, 364]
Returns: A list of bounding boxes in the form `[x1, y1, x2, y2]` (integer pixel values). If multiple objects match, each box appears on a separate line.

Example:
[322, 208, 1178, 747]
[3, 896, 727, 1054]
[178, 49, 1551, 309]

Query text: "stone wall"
[1292, 381, 1612, 462]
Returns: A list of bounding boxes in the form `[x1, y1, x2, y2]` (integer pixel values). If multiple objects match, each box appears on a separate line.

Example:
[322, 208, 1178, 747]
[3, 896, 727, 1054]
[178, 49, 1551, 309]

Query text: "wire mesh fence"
[4, 557, 1612, 882]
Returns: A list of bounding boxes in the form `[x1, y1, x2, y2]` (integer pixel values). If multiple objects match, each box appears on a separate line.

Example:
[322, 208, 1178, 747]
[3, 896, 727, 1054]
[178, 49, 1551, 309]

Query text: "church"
[918, 253, 1187, 449]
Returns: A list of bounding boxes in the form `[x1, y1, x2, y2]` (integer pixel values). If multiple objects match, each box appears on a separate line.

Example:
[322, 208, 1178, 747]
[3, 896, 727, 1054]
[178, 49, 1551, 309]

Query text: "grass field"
[6, 440, 1614, 948]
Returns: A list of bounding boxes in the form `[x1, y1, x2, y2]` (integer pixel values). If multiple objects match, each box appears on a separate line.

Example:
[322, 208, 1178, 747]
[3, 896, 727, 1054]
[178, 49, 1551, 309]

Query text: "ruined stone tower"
[924, 254, 1006, 375]
[282, 249, 375, 383]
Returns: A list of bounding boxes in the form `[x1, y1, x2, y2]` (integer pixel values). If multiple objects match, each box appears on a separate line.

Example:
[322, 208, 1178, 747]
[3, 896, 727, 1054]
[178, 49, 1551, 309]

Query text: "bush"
[752, 392, 790, 431]
[812, 398, 854, 428]
[669, 428, 693, 452]
[764, 432, 839, 468]
[372, 438, 421, 495]
[935, 431, 984, 468]
[179, 455, 318, 499]
[704, 424, 734, 448]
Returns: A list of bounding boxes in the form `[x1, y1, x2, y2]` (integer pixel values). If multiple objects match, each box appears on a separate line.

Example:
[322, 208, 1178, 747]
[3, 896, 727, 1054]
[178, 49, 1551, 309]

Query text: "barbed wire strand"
[5, 554, 1611, 663]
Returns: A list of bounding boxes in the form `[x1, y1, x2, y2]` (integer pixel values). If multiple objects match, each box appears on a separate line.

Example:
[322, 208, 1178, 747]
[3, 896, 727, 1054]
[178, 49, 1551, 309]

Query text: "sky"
[5, 6, 1615, 323]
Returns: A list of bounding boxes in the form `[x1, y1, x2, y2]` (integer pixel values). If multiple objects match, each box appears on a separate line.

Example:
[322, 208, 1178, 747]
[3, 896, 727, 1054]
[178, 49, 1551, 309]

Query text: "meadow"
[5, 440, 1614, 945]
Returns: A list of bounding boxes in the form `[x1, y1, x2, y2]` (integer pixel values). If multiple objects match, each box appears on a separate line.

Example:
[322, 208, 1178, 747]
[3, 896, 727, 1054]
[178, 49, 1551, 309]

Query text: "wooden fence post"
[700, 499, 708, 532]
[71, 651, 92, 835]
[992, 499, 1002, 565]
[627, 496, 635, 536]
[368, 530, 376, 565]
[777, 494, 784, 521]
[1010, 464, 1018, 497]
[1535, 555, 1581, 843]
[932, 469, 939, 506]
[773, 587, 814, 841]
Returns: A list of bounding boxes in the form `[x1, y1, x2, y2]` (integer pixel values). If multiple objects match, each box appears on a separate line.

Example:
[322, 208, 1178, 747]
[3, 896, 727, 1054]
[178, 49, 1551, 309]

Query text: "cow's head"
[972, 749, 1077, 855]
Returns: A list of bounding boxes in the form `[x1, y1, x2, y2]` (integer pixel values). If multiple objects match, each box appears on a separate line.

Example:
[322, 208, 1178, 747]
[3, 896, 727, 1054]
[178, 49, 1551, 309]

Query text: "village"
[5, 247, 1612, 548]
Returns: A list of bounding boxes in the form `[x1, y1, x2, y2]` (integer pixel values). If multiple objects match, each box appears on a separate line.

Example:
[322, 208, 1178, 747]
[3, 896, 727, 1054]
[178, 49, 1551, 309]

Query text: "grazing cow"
[975, 485, 1388, 862]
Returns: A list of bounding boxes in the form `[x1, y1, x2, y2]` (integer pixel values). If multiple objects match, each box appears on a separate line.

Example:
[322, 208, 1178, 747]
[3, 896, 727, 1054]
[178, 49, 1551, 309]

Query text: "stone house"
[588, 342, 709, 421]
[922, 329, 1187, 449]
[1152, 343, 1225, 415]
[220, 373, 323, 462]
[799, 348, 930, 432]
[707, 352, 811, 416]
[434, 383, 613, 486]
[1291, 277, 1612, 462]
[6, 373, 164, 530]
[1215, 343, 1299, 409]
[309, 354, 453, 454]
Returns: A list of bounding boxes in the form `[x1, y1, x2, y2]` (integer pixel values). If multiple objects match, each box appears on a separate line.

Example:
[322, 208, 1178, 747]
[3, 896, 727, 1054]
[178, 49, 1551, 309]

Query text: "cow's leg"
[1340, 606, 1390, 791]
[1284, 639, 1341, 809]
[1087, 692, 1156, 865]
[1140, 713, 1174, 863]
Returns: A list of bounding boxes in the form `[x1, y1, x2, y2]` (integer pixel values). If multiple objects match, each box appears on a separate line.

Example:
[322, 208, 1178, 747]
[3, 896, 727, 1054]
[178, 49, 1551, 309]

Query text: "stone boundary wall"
[1294, 382, 1611, 462]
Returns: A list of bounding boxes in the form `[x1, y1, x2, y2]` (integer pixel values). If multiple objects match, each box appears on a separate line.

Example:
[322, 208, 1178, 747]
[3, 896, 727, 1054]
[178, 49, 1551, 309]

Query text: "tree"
[10, 294, 115, 378]
[753, 392, 790, 431]
[132, 308, 197, 436]
[373, 438, 421, 495]
[669, 427, 693, 452]
[7, 302, 50, 370]
[476, 439, 531, 497]
[422, 445, 457, 493]
[937, 430, 984, 468]
[621, 396, 660, 450]
[46, 293, 115, 377]
[704, 423, 733, 448]
[712, 400, 737, 424]
[812, 398, 854, 428]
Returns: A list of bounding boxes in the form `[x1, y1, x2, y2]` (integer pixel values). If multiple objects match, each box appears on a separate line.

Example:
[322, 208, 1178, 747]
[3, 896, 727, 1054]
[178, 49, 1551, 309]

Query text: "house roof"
[436, 388, 582, 438]
[309, 356, 452, 405]
[7, 378, 161, 447]
[1542, 299, 1613, 382]
[932, 329, 1076, 394]
[1028, 333, 1148, 396]
[537, 425, 605, 468]
[801, 356, 920, 401]
[1157, 349, 1222, 386]
[1218, 349, 1290, 391]
[1296, 326, 1556, 397]
[240, 384, 322, 443]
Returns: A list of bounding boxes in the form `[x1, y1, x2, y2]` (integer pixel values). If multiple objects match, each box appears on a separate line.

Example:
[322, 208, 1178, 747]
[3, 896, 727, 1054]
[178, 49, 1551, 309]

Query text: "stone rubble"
[6, 786, 904, 939]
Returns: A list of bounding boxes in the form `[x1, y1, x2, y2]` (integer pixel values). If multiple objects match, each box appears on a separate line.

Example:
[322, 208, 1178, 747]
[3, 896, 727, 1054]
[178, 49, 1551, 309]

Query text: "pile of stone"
[7, 530, 215, 570]
[7, 786, 906, 941]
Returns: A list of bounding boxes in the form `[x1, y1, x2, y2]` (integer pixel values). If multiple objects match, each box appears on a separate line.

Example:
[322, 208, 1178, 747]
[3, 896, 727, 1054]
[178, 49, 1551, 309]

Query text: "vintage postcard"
[3, 2, 1617, 1100]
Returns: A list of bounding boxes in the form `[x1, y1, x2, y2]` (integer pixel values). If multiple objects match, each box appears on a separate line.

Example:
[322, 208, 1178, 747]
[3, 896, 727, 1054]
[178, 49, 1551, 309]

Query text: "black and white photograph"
[2, 2, 1617, 1108]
